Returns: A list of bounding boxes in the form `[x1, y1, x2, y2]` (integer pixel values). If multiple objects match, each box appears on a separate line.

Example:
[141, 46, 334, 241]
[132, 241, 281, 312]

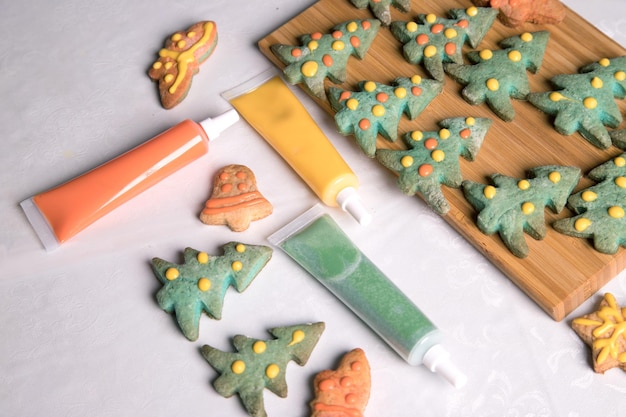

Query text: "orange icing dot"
[322, 54, 333, 67]
[416, 34, 429, 45]
[457, 19, 469, 28]
[345, 393, 358, 404]
[460, 128, 471, 139]
[350, 36, 360, 48]
[219, 172, 230, 180]
[332, 30, 343, 39]
[318, 379, 335, 391]
[424, 138, 438, 150]
[376, 92, 389, 103]
[221, 183, 233, 193]
[237, 183, 247, 191]
[362, 20, 371, 30]
[339, 91, 351, 101]
[418, 164, 433, 177]
[358, 119, 371, 130]
[445, 42, 456, 56]
[311, 32, 323, 40]
[350, 361, 362, 371]
[236, 171, 246, 179]
[431, 23, 444, 34]
[340, 376, 353, 387]
[411, 86, 423, 96]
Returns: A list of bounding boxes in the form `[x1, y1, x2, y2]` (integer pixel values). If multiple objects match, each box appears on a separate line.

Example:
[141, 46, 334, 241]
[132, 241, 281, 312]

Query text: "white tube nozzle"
[336, 187, 372, 226]
[422, 344, 467, 388]
[199, 109, 240, 140]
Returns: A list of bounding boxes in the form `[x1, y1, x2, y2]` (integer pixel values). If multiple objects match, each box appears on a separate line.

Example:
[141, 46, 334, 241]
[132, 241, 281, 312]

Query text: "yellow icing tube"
[20, 110, 240, 251]
[223, 69, 371, 225]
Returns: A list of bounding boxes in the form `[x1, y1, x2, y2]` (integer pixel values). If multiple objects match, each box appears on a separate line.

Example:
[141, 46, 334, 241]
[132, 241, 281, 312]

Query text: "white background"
[2, 1, 626, 416]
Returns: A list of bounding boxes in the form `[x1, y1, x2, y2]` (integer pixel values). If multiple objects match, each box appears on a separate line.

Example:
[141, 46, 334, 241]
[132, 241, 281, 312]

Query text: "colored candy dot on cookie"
[483, 185, 497, 199]
[608, 206, 625, 218]
[574, 217, 592, 231]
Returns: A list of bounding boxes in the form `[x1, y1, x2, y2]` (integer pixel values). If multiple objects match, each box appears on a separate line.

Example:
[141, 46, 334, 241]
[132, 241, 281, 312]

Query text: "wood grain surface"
[258, 0, 626, 321]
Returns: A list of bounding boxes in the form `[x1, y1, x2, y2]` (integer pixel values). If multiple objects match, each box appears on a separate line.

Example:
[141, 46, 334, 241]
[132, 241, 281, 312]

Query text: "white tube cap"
[422, 344, 467, 388]
[336, 187, 372, 226]
[199, 109, 240, 140]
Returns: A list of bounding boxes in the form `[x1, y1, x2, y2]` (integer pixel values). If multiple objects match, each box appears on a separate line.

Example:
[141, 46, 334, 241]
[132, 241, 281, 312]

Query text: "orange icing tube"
[223, 69, 371, 225]
[20, 110, 239, 251]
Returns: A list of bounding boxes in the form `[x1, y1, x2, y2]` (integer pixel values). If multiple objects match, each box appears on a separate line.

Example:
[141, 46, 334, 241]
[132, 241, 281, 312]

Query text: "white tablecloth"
[2, 1, 625, 416]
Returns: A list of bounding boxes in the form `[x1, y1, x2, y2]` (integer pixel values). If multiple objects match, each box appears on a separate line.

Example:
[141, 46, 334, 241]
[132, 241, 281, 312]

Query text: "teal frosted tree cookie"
[528, 57, 626, 149]
[445, 31, 550, 121]
[350, 0, 411, 26]
[270, 19, 381, 99]
[462, 165, 581, 258]
[376, 116, 492, 214]
[390, 6, 498, 81]
[328, 76, 443, 157]
[151, 242, 273, 341]
[201, 322, 325, 417]
[553, 154, 626, 254]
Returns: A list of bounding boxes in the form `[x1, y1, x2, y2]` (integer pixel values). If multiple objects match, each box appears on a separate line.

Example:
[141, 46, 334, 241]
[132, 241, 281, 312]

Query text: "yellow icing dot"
[479, 49, 493, 60]
[614, 156, 626, 167]
[301, 61, 318, 78]
[466, 6, 478, 16]
[518, 179, 530, 190]
[581, 190, 598, 202]
[347, 98, 359, 110]
[197, 278, 211, 292]
[165, 268, 179, 281]
[171, 33, 182, 41]
[164, 62, 173, 70]
[549, 92, 564, 102]
[615, 176, 626, 188]
[197, 252, 209, 264]
[548, 171, 561, 183]
[599, 58, 610, 67]
[401, 155, 414, 167]
[332, 40, 345, 51]
[583, 97, 598, 109]
[438, 128, 451, 139]
[431, 149, 445, 162]
[520, 32, 533, 42]
[236, 244, 246, 253]
[426, 13, 437, 23]
[394, 87, 407, 99]
[288, 329, 306, 346]
[444, 28, 457, 39]
[164, 74, 174, 83]
[176, 40, 186, 49]
[232, 261, 243, 272]
[346, 21, 358, 32]
[521, 201, 535, 215]
[486, 78, 499, 91]
[187, 31, 196, 38]
[608, 206, 625, 219]
[372, 104, 385, 117]
[575, 218, 592, 231]
[265, 364, 280, 379]
[508, 50, 522, 62]
[483, 185, 497, 199]
[152, 61, 162, 69]
[424, 45, 437, 58]
[364, 81, 377, 92]
[231, 360, 246, 374]
[406, 21, 418, 32]
[465, 116, 476, 126]
[411, 131, 424, 141]
[591, 77, 604, 89]
[252, 340, 267, 354]
[307, 40, 319, 51]
[410, 75, 422, 84]
[615, 71, 626, 81]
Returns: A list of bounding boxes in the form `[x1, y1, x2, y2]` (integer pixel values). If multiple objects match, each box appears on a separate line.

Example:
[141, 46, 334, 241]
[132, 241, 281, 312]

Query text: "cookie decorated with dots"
[349, 0, 411, 26]
[201, 322, 325, 417]
[151, 242, 272, 341]
[270, 19, 381, 99]
[148, 21, 218, 109]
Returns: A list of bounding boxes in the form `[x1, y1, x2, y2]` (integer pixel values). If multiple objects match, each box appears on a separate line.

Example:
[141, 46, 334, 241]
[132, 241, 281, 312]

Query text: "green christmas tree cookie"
[390, 6, 498, 81]
[151, 242, 273, 341]
[445, 31, 550, 121]
[553, 154, 626, 254]
[350, 0, 411, 26]
[462, 165, 581, 258]
[201, 322, 325, 417]
[270, 19, 381, 99]
[376, 116, 492, 214]
[328, 76, 443, 157]
[610, 129, 626, 149]
[528, 56, 626, 149]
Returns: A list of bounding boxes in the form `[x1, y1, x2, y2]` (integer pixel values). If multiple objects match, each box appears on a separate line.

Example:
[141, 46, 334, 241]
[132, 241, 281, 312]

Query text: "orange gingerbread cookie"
[200, 164, 273, 232]
[472, 0, 566, 27]
[310, 348, 371, 417]
[571, 293, 626, 373]
[149, 21, 218, 109]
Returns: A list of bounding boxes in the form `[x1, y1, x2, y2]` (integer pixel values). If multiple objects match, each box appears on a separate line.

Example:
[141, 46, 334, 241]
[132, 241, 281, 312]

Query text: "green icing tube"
[268, 205, 466, 387]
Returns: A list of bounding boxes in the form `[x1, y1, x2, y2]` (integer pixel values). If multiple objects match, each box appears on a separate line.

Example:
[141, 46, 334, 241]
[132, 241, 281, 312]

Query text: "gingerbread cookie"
[349, 0, 411, 26]
[201, 322, 325, 417]
[148, 21, 218, 109]
[328, 76, 443, 157]
[376, 117, 492, 215]
[571, 293, 626, 373]
[151, 242, 272, 341]
[445, 31, 550, 121]
[200, 165, 273, 232]
[462, 165, 580, 258]
[310, 348, 371, 417]
[472, 0, 566, 27]
[390, 7, 498, 81]
[528, 56, 626, 149]
[270, 19, 381, 99]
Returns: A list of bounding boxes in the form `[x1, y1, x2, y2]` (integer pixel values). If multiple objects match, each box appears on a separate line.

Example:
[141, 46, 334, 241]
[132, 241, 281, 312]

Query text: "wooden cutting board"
[258, 0, 626, 321]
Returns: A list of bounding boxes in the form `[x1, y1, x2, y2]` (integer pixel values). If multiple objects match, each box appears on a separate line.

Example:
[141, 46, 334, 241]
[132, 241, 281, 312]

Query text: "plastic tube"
[268, 205, 467, 388]
[20, 110, 240, 251]
[222, 69, 371, 225]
